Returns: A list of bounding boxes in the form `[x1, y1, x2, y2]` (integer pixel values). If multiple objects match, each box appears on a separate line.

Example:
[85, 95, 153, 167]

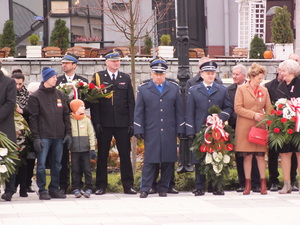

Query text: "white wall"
[103, 0, 153, 47]
[0, 0, 10, 32]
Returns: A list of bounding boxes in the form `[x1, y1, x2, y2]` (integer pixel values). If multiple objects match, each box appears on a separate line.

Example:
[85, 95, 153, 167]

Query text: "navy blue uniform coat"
[134, 80, 185, 163]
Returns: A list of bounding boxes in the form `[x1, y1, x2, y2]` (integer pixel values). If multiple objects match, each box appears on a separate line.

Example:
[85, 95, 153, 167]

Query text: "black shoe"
[236, 186, 244, 192]
[194, 189, 205, 196]
[49, 190, 66, 199]
[168, 187, 179, 194]
[252, 186, 260, 192]
[149, 188, 157, 194]
[26, 186, 35, 193]
[291, 183, 299, 191]
[140, 191, 148, 198]
[213, 190, 225, 195]
[59, 188, 67, 195]
[39, 192, 51, 200]
[95, 188, 106, 195]
[124, 188, 137, 194]
[1, 192, 13, 201]
[20, 190, 28, 197]
[158, 192, 167, 197]
[270, 183, 278, 192]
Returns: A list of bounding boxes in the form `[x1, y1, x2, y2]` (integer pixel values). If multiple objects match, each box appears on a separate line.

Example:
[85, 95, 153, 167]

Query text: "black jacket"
[276, 76, 300, 100]
[227, 83, 238, 129]
[90, 69, 135, 127]
[265, 77, 280, 103]
[28, 83, 71, 139]
[185, 72, 223, 93]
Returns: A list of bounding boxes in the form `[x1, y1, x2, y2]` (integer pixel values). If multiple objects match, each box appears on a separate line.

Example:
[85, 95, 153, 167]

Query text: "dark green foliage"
[144, 34, 153, 55]
[50, 19, 70, 50]
[0, 20, 16, 55]
[271, 6, 294, 44]
[249, 35, 266, 59]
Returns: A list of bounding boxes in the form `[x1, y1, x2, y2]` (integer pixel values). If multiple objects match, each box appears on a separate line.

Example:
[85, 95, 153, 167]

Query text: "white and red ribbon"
[204, 114, 229, 143]
[288, 97, 300, 132]
[66, 83, 78, 99]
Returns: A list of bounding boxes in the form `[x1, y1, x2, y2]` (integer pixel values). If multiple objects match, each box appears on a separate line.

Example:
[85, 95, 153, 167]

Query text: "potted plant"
[50, 19, 70, 52]
[158, 34, 174, 58]
[26, 34, 42, 58]
[271, 6, 294, 60]
[0, 20, 16, 56]
[249, 34, 266, 59]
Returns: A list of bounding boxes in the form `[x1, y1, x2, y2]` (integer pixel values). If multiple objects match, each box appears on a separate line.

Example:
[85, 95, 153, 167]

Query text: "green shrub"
[144, 34, 153, 55]
[249, 34, 266, 59]
[28, 34, 40, 45]
[50, 19, 70, 50]
[160, 34, 171, 46]
[0, 20, 16, 55]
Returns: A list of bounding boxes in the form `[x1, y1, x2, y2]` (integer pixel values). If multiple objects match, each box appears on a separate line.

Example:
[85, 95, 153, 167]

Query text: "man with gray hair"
[227, 64, 260, 193]
[289, 53, 300, 63]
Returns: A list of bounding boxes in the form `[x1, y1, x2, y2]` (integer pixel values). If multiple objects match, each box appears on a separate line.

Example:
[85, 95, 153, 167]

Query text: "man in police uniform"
[90, 51, 136, 195]
[186, 61, 232, 196]
[134, 57, 185, 198]
[56, 52, 88, 194]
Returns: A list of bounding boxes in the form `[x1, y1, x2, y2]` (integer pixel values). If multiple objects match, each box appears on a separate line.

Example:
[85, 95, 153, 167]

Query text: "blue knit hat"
[42, 67, 56, 82]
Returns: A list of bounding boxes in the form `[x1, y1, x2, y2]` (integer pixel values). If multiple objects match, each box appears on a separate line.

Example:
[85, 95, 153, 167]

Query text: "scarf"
[17, 86, 29, 109]
[71, 112, 85, 120]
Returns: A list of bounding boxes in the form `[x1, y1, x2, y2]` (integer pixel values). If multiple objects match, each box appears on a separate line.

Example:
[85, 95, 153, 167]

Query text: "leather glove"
[63, 135, 72, 149]
[94, 123, 102, 139]
[135, 134, 144, 140]
[90, 150, 97, 160]
[128, 126, 134, 137]
[33, 139, 43, 153]
[187, 135, 195, 140]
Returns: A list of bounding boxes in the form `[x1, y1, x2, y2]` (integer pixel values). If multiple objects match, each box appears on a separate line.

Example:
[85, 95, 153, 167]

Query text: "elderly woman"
[276, 59, 300, 194]
[234, 63, 272, 195]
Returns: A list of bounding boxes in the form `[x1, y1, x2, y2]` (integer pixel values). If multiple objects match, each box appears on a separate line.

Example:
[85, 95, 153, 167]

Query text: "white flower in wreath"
[205, 153, 213, 164]
[213, 164, 223, 174]
[223, 154, 230, 164]
[282, 106, 296, 119]
[275, 98, 287, 108]
[0, 147, 8, 157]
[212, 152, 223, 162]
[0, 165, 8, 173]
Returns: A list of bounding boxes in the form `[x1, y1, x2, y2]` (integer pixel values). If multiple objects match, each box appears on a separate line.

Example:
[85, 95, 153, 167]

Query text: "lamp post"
[176, 0, 193, 173]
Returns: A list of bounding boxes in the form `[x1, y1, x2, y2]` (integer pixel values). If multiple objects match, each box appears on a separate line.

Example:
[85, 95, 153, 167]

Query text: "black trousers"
[141, 162, 173, 193]
[152, 163, 176, 189]
[26, 158, 36, 188]
[59, 143, 70, 191]
[71, 151, 93, 190]
[235, 153, 260, 187]
[95, 127, 134, 190]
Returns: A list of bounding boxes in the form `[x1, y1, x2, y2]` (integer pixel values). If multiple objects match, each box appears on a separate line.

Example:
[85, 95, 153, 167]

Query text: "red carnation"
[100, 84, 105, 89]
[278, 104, 284, 109]
[273, 128, 280, 133]
[276, 110, 283, 116]
[292, 117, 297, 122]
[281, 118, 287, 123]
[287, 129, 293, 135]
[78, 82, 84, 86]
[89, 83, 95, 89]
[270, 109, 276, 115]
[267, 120, 272, 126]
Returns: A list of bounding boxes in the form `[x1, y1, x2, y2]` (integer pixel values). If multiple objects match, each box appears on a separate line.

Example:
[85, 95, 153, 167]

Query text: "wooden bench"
[232, 48, 248, 58]
[42, 46, 62, 58]
[1, 47, 11, 57]
[189, 48, 205, 58]
[66, 46, 85, 58]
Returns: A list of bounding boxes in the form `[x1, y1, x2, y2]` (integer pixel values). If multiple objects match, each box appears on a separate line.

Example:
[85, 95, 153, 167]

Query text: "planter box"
[157, 46, 174, 58]
[26, 45, 42, 58]
[273, 43, 294, 60]
[74, 42, 100, 48]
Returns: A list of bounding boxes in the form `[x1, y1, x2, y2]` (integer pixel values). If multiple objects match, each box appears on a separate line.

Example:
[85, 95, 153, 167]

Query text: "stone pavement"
[1, 190, 300, 225]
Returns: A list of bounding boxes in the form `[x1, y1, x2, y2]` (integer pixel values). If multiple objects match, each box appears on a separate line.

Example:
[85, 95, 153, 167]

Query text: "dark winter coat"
[134, 80, 185, 163]
[0, 73, 16, 142]
[28, 83, 71, 139]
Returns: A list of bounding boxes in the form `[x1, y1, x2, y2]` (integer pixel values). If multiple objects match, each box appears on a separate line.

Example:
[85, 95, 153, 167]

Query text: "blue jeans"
[37, 139, 63, 193]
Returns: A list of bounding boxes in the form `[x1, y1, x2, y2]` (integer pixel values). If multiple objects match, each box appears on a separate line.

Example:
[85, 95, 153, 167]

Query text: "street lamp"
[176, 0, 193, 173]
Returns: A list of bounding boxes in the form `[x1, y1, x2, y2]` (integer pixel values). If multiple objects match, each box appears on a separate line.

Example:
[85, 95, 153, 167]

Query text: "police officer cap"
[150, 57, 168, 73]
[105, 51, 121, 60]
[200, 61, 218, 72]
[61, 52, 79, 63]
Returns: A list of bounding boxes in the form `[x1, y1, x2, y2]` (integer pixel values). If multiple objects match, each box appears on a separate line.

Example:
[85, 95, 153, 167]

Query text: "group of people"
[1, 51, 300, 201]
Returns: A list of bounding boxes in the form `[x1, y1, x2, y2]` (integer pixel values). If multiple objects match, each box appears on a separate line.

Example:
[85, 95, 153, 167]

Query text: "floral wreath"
[190, 105, 235, 191]
[57, 79, 113, 103]
[0, 131, 20, 184]
[263, 97, 300, 150]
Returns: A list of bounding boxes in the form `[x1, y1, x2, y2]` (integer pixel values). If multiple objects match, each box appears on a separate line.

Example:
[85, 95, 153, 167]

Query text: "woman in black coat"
[276, 59, 300, 194]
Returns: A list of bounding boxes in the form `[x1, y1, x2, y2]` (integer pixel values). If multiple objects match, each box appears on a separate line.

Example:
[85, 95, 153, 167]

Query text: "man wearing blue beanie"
[28, 66, 72, 200]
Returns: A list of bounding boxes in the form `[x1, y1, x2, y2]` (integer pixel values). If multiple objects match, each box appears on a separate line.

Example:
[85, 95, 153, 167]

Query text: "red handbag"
[248, 126, 268, 146]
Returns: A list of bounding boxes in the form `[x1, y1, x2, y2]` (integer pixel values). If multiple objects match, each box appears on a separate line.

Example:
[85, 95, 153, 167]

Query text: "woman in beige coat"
[235, 63, 272, 195]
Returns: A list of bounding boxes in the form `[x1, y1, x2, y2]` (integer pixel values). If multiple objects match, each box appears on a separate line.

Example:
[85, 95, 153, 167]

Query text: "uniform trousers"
[96, 127, 134, 190]
[141, 162, 173, 193]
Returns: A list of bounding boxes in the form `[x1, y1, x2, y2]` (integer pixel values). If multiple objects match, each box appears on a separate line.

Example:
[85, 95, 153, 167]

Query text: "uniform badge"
[80, 124, 85, 129]
[57, 99, 62, 107]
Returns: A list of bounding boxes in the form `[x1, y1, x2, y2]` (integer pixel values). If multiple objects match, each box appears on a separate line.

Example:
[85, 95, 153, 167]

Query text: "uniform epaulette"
[169, 80, 179, 86]
[139, 81, 149, 87]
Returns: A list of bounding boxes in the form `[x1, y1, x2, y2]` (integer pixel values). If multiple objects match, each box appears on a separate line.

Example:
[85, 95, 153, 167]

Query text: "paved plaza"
[1, 190, 300, 225]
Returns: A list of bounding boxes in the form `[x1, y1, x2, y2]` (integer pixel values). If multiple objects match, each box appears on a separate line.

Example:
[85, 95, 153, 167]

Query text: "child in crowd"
[69, 99, 95, 198]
